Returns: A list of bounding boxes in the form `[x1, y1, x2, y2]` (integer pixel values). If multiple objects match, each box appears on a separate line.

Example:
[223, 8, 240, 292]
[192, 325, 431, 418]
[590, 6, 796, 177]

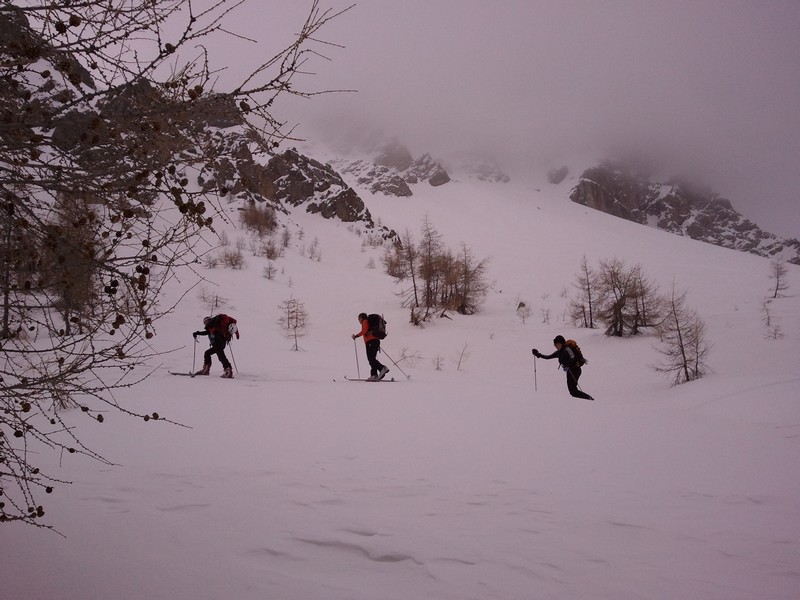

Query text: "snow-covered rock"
[571, 163, 800, 264]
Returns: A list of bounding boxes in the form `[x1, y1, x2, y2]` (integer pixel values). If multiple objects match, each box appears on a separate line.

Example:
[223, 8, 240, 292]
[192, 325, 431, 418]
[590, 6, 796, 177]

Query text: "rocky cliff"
[332, 140, 451, 197]
[570, 163, 800, 265]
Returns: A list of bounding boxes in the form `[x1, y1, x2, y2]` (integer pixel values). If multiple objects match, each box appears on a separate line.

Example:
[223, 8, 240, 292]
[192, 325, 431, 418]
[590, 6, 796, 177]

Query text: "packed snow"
[3, 167, 799, 600]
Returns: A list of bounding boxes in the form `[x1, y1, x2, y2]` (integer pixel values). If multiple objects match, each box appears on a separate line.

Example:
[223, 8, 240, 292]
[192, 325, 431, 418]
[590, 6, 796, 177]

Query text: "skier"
[193, 314, 239, 378]
[532, 335, 594, 400]
[352, 312, 389, 381]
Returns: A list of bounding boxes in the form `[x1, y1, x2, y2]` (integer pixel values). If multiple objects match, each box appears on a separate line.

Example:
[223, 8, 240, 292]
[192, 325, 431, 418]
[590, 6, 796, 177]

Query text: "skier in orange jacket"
[352, 312, 389, 381]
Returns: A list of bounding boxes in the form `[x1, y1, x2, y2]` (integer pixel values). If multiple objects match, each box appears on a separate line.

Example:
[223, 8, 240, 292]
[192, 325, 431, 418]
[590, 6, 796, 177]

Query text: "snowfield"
[3, 168, 799, 600]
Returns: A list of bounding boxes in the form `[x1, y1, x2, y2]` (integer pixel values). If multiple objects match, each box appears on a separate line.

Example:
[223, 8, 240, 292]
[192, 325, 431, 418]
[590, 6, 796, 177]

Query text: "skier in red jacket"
[352, 312, 389, 381]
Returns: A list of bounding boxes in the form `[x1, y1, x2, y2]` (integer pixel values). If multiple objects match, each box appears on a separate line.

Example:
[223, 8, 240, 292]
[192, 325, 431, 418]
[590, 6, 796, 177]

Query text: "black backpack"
[367, 313, 387, 339]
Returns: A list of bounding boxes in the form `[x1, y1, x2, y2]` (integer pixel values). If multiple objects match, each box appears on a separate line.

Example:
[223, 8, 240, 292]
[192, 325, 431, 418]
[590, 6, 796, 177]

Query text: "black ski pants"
[365, 339, 385, 377]
[565, 365, 593, 400]
[204, 337, 231, 370]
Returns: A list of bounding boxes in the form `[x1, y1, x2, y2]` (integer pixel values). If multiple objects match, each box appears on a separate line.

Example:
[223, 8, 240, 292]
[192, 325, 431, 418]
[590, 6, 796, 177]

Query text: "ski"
[169, 371, 196, 377]
[344, 376, 397, 382]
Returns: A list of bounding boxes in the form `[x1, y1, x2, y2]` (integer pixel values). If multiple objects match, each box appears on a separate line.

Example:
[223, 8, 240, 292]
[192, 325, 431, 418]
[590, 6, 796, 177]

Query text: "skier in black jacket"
[533, 335, 594, 400]
[193, 314, 239, 378]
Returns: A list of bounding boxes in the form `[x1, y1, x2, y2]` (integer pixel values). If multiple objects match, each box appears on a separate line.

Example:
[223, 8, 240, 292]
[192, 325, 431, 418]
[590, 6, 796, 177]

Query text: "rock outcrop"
[339, 160, 413, 197]
[334, 141, 452, 196]
[262, 149, 398, 241]
[404, 153, 450, 186]
[571, 163, 800, 265]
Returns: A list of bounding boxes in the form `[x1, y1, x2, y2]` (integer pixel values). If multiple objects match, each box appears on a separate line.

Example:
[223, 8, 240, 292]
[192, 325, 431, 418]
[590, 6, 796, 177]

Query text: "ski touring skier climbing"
[352, 312, 389, 381]
[532, 335, 594, 400]
[193, 314, 239, 378]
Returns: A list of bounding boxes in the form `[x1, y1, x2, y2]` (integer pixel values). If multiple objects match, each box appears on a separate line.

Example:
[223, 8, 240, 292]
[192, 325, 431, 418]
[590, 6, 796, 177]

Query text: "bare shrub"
[263, 262, 277, 280]
[240, 202, 278, 237]
[220, 248, 246, 269]
[517, 301, 532, 324]
[262, 239, 282, 260]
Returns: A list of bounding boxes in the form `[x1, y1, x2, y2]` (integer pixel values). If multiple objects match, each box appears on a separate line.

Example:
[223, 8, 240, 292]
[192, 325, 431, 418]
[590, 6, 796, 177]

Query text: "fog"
[209, 1, 800, 238]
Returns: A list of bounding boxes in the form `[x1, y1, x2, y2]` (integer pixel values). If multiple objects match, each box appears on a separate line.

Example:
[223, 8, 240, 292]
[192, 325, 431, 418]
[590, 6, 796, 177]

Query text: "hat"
[553, 335, 566, 345]
[203, 316, 211, 326]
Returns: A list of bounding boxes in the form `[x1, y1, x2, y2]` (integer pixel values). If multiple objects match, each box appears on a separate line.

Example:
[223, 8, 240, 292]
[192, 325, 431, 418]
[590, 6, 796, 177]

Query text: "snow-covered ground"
[3, 168, 799, 600]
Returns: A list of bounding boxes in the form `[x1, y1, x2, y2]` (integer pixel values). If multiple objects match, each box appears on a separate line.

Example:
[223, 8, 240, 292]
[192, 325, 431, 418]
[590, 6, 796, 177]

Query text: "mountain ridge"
[568, 162, 800, 265]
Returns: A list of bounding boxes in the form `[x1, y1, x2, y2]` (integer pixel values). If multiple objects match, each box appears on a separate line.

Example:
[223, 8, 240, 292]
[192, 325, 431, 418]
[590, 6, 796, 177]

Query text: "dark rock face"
[405, 153, 451, 187]
[570, 163, 800, 265]
[188, 93, 244, 129]
[570, 165, 651, 222]
[428, 169, 451, 187]
[261, 149, 398, 241]
[340, 160, 413, 197]
[198, 133, 277, 203]
[305, 187, 366, 222]
[337, 149, 451, 196]
[341, 141, 452, 193]
[263, 149, 369, 222]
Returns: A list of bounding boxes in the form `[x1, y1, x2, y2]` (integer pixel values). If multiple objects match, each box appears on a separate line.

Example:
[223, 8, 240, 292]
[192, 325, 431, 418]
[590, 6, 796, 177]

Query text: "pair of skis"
[169, 371, 236, 379]
[170, 371, 398, 382]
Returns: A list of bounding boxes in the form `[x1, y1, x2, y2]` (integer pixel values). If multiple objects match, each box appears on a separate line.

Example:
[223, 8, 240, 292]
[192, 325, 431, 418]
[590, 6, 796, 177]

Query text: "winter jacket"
[354, 318, 377, 344]
[536, 345, 580, 370]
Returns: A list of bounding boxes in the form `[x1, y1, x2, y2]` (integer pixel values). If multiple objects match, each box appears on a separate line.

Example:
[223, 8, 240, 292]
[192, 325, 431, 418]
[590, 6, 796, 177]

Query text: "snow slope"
[3, 167, 799, 600]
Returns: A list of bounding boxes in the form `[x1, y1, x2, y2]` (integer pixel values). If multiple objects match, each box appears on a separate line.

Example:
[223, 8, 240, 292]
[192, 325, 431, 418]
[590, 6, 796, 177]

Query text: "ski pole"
[379, 347, 410, 380]
[533, 355, 538, 391]
[353, 337, 361, 380]
[192, 337, 197, 374]
[228, 340, 238, 373]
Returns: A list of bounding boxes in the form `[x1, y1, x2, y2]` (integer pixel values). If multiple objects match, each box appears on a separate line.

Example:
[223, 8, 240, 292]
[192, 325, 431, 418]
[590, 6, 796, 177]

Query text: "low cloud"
[219, 0, 800, 238]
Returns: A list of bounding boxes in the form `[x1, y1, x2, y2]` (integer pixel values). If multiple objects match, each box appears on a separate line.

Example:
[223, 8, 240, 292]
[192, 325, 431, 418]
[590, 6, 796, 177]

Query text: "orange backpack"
[565, 339, 587, 366]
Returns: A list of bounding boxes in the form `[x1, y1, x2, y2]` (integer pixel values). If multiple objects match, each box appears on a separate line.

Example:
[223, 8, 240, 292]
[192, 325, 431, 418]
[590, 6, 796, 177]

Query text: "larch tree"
[277, 297, 308, 351]
[769, 257, 789, 299]
[568, 254, 598, 328]
[654, 284, 712, 385]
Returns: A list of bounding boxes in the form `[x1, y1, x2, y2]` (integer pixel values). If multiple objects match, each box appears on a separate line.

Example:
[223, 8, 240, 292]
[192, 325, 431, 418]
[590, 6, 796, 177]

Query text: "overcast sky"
[208, 1, 800, 238]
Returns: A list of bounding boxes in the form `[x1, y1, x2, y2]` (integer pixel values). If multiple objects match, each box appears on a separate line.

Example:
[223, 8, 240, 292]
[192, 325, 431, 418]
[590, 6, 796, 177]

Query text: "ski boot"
[195, 364, 210, 376]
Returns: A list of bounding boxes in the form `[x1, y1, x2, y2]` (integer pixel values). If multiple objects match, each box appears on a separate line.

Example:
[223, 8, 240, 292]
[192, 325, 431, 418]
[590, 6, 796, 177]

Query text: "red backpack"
[209, 314, 238, 341]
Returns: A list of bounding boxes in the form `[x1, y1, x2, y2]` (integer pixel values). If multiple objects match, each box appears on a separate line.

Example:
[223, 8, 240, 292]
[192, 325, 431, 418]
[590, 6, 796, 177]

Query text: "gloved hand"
[235, 331, 240, 339]
[351, 334, 357, 340]
[532, 349, 540, 357]
[193, 332, 197, 340]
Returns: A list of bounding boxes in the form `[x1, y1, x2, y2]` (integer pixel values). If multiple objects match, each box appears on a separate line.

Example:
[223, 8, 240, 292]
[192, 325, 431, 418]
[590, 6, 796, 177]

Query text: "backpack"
[367, 313, 387, 340]
[565, 339, 587, 367]
[209, 314, 238, 341]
